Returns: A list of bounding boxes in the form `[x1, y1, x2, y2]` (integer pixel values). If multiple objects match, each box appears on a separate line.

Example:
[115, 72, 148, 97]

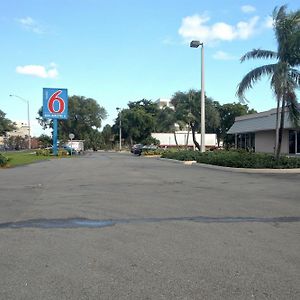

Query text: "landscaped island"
[161, 150, 300, 169]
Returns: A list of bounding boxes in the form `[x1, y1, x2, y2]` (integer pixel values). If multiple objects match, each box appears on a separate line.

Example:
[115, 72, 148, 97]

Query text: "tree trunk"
[173, 131, 179, 149]
[191, 125, 201, 151]
[275, 98, 286, 160]
[185, 126, 190, 149]
[274, 98, 280, 157]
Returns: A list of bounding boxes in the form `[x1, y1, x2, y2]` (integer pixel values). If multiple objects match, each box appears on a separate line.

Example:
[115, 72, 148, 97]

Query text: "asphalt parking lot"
[0, 152, 299, 299]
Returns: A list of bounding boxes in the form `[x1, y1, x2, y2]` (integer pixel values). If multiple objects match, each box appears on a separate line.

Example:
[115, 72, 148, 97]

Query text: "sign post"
[43, 88, 68, 155]
[69, 133, 75, 156]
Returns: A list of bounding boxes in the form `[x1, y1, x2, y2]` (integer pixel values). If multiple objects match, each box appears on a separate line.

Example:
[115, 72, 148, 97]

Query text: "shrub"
[58, 149, 68, 156]
[36, 149, 51, 156]
[161, 150, 300, 169]
[141, 137, 160, 146]
[0, 154, 8, 167]
[142, 149, 165, 156]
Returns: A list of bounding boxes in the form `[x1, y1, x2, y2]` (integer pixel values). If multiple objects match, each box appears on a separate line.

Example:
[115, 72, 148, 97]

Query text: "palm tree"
[237, 5, 300, 159]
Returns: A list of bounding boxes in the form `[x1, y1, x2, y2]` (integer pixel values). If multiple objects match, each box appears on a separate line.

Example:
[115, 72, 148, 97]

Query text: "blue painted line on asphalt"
[0, 216, 299, 229]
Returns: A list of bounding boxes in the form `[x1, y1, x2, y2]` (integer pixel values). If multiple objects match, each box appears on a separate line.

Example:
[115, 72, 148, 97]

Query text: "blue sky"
[0, 0, 299, 136]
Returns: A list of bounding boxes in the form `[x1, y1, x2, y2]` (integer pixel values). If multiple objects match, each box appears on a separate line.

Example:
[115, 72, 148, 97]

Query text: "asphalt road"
[0, 152, 299, 299]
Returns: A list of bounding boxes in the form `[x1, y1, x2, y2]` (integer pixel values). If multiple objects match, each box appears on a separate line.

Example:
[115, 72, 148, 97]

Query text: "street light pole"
[116, 107, 122, 151]
[9, 94, 31, 150]
[190, 40, 205, 152]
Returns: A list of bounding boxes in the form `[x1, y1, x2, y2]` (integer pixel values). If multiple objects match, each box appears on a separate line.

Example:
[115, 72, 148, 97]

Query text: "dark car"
[131, 144, 143, 156]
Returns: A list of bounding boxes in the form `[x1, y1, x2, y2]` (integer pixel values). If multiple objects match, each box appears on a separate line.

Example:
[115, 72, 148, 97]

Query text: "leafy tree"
[0, 110, 16, 136]
[7, 136, 26, 150]
[237, 5, 300, 159]
[85, 128, 103, 151]
[37, 134, 52, 148]
[216, 103, 257, 147]
[128, 99, 159, 116]
[141, 136, 160, 145]
[171, 90, 220, 150]
[101, 124, 113, 149]
[116, 107, 155, 145]
[37, 95, 107, 148]
[114, 99, 158, 145]
[154, 106, 176, 133]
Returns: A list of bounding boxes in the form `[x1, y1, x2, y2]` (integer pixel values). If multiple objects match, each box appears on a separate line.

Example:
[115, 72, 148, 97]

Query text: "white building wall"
[155, 98, 174, 110]
[151, 132, 217, 147]
[255, 130, 289, 154]
[255, 131, 275, 153]
[281, 130, 289, 154]
[7, 122, 29, 138]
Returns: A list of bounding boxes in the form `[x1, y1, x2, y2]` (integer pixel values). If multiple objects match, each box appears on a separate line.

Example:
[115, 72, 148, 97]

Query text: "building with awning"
[227, 108, 300, 154]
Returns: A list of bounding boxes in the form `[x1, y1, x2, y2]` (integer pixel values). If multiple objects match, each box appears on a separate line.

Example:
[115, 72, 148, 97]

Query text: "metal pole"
[53, 119, 58, 155]
[116, 107, 122, 151]
[9, 94, 31, 150]
[119, 114, 122, 151]
[200, 44, 205, 153]
[27, 100, 31, 150]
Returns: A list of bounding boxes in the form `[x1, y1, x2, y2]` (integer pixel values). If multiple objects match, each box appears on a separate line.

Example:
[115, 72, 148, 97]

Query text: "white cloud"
[16, 64, 59, 78]
[16, 17, 44, 34]
[213, 50, 237, 60]
[178, 14, 260, 45]
[264, 16, 273, 28]
[241, 5, 256, 14]
[236, 16, 260, 39]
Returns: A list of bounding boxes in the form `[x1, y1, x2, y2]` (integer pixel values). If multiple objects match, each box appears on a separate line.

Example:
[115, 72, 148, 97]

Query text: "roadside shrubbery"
[36, 149, 69, 157]
[161, 150, 300, 169]
[58, 149, 69, 156]
[36, 149, 51, 156]
[0, 154, 8, 167]
[142, 149, 165, 156]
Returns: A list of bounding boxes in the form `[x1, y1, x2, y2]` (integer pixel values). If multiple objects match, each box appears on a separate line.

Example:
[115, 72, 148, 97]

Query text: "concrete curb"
[159, 158, 300, 174]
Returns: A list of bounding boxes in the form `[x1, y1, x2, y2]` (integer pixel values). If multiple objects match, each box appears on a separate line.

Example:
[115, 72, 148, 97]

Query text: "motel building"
[227, 107, 300, 155]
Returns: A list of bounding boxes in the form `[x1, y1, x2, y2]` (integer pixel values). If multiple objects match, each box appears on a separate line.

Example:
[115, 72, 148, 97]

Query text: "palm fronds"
[236, 64, 277, 101]
[240, 49, 277, 62]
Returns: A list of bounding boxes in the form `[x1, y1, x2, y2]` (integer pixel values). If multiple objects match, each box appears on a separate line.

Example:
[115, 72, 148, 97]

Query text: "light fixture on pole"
[9, 94, 31, 150]
[116, 107, 122, 151]
[190, 40, 205, 152]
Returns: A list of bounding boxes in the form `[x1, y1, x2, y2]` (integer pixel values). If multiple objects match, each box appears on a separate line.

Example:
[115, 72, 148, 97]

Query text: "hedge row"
[36, 149, 69, 156]
[161, 150, 300, 169]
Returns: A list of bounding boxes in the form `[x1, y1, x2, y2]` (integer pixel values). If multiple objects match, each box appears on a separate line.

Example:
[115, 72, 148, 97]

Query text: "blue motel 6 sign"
[43, 88, 68, 155]
[43, 88, 68, 119]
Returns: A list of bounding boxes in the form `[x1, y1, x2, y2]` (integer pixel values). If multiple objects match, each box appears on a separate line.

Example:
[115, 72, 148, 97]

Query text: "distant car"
[131, 144, 143, 156]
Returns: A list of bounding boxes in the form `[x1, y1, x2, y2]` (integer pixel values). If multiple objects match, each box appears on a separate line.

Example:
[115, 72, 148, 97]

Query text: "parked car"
[131, 144, 143, 156]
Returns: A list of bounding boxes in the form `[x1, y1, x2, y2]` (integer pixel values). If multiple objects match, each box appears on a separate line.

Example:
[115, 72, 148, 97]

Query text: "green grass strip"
[0, 151, 51, 168]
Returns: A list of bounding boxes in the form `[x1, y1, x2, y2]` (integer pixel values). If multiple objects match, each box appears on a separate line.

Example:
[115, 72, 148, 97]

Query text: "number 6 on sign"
[43, 88, 68, 119]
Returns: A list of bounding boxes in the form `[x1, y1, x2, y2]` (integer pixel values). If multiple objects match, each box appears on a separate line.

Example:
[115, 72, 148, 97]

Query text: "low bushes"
[161, 150, 300, 169]
[142, 149, 165, 156]
[36, 149, 69, 156]
[0, 154, 8, 167]
[58, 149, 68, 156]
[36, 149, 51, 156]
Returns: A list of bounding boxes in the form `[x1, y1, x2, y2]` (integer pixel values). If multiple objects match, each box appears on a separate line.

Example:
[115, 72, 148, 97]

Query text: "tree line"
[0, 93, 255, 150]
[110, 93, 256, 150]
